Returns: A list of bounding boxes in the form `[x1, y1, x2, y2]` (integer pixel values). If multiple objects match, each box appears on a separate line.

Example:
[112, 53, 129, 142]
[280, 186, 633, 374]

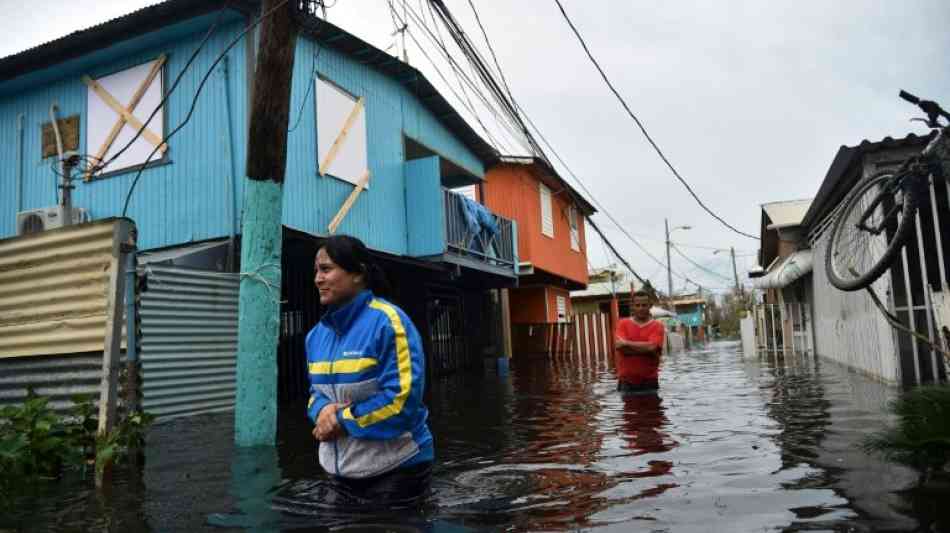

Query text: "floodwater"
[3, 341, 949, 532]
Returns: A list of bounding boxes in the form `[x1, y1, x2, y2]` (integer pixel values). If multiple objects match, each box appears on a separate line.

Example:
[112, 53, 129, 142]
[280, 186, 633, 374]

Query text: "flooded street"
[5, 341, 948, 532]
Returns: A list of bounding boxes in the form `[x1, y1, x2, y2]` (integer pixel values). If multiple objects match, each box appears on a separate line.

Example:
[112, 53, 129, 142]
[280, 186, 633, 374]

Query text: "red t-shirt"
[615, 318, 665, 385]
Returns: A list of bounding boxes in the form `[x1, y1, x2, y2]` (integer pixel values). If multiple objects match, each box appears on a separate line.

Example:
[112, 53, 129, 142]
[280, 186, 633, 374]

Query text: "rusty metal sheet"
[0, 219, 120, 358]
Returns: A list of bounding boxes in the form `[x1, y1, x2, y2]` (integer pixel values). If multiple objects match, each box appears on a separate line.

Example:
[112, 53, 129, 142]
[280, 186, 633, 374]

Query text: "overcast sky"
[3, 1, 948, 294]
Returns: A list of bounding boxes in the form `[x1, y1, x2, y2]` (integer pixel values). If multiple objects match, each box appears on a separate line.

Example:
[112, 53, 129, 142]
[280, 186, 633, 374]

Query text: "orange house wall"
[509, 287, 549, 323]
[546, 286, 572, 322]
[483, 164, 589, 286]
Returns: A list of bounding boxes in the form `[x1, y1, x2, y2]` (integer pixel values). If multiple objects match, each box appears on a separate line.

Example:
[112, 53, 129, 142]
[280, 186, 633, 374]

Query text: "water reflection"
[3, 341, 949, 532]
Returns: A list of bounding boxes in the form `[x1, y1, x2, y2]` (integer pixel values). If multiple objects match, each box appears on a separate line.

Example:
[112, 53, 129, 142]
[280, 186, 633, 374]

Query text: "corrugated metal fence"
[139, 265, 239, 420]
[0, 220, 117, 357]
[0, 219, 128, 412]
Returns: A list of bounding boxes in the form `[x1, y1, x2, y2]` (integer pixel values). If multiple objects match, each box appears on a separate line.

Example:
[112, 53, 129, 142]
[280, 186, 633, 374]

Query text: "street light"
[665, 219, 691, 309]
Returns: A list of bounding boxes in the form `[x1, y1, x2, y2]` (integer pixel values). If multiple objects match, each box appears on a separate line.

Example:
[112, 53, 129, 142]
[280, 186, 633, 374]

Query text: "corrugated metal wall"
[0, 353, 108, 412]
[139, 265, 239, 420]
[0, 219, 119, 357]
[0, 218, 129, 412]
[811, 229, 900, 383]
[405, 156, 445, 256]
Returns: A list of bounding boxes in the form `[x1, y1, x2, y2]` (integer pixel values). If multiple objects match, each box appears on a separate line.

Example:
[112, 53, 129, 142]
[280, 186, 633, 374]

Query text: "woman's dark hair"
[319, 235, 392, 298]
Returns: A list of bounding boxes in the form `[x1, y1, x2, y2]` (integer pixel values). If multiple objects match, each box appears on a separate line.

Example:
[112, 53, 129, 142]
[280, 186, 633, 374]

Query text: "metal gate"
[752, 302, 813, 355]
[138, 266, 239, 420]
[426, 290, 469, 377]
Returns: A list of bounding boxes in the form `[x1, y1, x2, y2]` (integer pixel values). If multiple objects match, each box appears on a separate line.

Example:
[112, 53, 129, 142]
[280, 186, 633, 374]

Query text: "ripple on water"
[3, 341, 947, 532]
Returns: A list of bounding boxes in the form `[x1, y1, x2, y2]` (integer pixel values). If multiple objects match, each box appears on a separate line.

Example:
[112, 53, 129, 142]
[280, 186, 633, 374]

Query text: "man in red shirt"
[615, 290, 666, 394]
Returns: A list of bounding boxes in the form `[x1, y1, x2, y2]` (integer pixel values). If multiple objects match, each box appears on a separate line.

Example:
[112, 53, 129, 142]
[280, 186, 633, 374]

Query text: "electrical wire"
[287, 41, 324, 133]
[122, 0, 292, 216]
[386, 1, 510, 152]
[552, 0, 758, 241]
[671, 243, 734, 282]
[90, 5, 230, 176]
[394, 1, 531, 153]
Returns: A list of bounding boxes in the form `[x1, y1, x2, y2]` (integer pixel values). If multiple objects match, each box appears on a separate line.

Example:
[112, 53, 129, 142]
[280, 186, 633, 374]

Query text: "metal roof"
[0, 0, 498, 165]
[800, 132, 933, 230]
[761, 198, 812, 229]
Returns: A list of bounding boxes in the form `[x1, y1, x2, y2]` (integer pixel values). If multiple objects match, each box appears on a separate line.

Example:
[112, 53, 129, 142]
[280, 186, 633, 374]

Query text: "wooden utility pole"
[730, 247, 742, 295]
[234, 0, 297, 447]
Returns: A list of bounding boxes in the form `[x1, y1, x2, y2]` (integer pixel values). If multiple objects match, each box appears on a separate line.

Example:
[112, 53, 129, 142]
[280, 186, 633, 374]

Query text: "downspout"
[220, 56, 237, 272]
[125, 251, 140, 412]
[15, 114, 24, 213]
[50, 105, 65, 207]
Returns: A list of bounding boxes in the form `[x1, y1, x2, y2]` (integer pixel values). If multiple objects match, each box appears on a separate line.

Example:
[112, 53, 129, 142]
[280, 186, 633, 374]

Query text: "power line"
[552, 0, 758, 241]
[671, 243, 734, 282]
[122, 0, 293, 216]
[393, 1, 531, 153]
[89, 7, 229, 176]
[388, 1, 515, 153]
[287, 39, 324, 133]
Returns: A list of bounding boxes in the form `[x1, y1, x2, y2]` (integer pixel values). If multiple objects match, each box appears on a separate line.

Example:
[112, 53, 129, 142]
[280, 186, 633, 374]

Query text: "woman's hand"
[313, 402, 349, 442]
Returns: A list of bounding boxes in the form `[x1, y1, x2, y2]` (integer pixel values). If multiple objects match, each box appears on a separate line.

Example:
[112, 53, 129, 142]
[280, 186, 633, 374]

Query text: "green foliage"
[863, 385, 950, 481]
[0, 389, 154, 503]
[706, 291, 754, 338]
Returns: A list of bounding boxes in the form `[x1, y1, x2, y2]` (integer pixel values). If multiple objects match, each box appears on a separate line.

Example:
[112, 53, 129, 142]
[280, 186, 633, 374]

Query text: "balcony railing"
[443, 189, 516, 271]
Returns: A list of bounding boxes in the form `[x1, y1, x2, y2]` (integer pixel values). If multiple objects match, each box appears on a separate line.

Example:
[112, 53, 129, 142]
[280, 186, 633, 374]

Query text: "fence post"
[98, 219, 134, 437]
[609, 296, 620, 358]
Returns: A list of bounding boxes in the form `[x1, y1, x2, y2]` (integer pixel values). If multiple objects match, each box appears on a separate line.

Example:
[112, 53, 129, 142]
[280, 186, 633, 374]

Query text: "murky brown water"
[3, 341, 948, 532]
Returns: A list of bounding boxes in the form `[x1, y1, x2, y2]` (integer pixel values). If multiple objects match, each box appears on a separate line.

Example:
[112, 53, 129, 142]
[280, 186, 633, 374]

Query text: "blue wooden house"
[0, 0, 517, 402]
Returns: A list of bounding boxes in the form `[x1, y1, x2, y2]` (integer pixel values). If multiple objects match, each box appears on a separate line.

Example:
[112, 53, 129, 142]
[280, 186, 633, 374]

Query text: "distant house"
[482, 156, 596, 354]
[571, 267, 634, 317]
[0, 0, 518, 414]
[750, 198, 814, 354]
[670, 294, 708, 343]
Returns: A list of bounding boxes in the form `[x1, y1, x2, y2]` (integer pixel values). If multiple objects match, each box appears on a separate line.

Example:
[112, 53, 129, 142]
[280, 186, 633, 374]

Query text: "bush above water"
[0, 390, 154, 504]
[863, 385, 950, 484]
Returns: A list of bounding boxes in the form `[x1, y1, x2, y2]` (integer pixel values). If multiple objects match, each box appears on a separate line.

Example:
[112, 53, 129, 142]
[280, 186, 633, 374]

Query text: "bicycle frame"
[854, 171, 913, 236]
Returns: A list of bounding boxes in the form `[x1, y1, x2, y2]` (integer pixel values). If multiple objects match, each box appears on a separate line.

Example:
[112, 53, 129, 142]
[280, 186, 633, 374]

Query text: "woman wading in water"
[304, 235, 433, 507]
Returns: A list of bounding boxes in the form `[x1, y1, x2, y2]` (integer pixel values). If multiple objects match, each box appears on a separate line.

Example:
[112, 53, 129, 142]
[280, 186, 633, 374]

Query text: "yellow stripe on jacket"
[308, 358, 378, 374]
[342, 299, 412, 427]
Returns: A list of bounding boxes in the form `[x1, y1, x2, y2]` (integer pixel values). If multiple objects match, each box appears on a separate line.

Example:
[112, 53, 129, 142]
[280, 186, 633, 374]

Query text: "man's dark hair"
[632, 290, 653, 302]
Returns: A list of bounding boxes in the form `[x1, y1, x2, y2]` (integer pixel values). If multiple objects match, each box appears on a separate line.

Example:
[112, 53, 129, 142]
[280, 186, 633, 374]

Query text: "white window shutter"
[540, 182, 554, 237]
[556, 295, 567, 323]
[316, 77, 368, 186]
[569, 207, 580, 251]
[86, 58, 166, 175]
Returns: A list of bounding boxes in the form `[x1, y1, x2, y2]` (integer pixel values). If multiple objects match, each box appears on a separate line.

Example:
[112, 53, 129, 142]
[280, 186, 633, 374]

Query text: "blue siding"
[281, 37, 483, 256]
[0, 16, 249, 250]
[0, 16, 484, 258]
[405, 157, 444, 257]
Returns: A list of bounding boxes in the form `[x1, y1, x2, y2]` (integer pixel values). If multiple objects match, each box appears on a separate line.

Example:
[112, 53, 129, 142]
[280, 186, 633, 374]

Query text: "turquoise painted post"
[234, 180, 283, 446]
[234, 0, 297, 447]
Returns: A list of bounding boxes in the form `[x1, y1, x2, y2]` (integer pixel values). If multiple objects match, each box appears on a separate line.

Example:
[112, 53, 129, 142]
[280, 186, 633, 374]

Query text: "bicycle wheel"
[825, 170, 919, 291]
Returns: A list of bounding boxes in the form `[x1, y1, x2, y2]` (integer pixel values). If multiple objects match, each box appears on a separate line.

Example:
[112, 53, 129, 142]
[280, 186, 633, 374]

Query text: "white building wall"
[811, 229, 900, 383]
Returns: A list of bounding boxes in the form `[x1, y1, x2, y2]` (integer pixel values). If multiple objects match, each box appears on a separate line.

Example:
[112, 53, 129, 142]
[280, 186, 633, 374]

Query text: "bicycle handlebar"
[899, 90, 920, 105]
[899, 89, 950, 125]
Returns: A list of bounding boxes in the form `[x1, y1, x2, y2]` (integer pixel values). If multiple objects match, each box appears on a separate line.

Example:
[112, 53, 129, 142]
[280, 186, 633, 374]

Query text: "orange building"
[482, 156, 596, 350]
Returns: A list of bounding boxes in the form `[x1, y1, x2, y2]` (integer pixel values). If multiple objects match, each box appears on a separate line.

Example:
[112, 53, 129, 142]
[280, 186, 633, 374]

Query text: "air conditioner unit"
[16, 206, 90, 236]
